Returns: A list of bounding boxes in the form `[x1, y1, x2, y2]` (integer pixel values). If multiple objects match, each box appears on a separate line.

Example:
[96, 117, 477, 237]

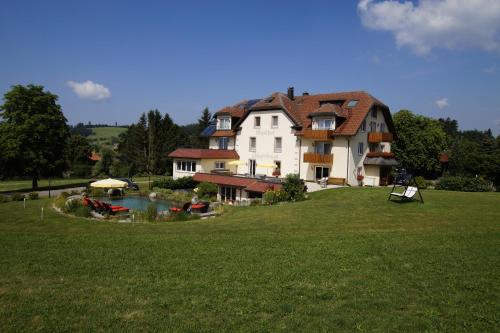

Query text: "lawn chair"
[319, 177, 328, 188]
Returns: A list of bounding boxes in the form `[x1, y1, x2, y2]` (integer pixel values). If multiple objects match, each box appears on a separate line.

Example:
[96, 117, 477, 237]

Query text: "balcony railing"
[368, 132, 393, 143]
[366, 151, 395, 158]
[303, 152, 333, 164]
[302, 129, 334, 140]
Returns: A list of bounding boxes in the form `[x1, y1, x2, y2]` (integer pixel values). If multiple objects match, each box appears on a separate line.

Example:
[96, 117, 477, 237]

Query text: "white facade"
[172, 158, 237, 179]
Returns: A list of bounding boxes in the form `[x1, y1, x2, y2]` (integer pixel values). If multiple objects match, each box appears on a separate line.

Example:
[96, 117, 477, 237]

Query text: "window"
[316, 118, 333, 130]
[370, 121, 376, 132]
[315, 142, 332, 155]
[219, 186, 237, 202]
[219, 117, 230, 130]
[254, 116, 261, 128]
[371, 109, 377, 118]
[176, 160, 196, 172]
[218, 137, 228, 150]
[249, 137, 256, 151]
[357, 142, 364, 155]
[380, 123, 386, 132]
[274, 137, 282, 153]
[214, 161, 225, 170]
[360, 119, 366, 132]
[347, 100, 358, 108]
[315, 166, 330, 180]
[272, 115, 279, 128]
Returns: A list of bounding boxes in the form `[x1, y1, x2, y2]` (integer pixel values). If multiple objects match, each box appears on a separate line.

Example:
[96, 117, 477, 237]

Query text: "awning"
[90, 178, 128, 188]
[228, 160, 247, 166]
[363, 157, 398, 166]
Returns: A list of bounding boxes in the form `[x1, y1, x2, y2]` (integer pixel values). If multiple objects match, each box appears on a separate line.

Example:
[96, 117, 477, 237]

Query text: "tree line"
[0, 84, 212, 189]
[392, 110, 500, 188]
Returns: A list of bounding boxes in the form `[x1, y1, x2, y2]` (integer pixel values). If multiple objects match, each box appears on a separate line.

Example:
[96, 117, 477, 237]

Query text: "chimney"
[302, 91, 309, 96]
[287, 86, 294, 100]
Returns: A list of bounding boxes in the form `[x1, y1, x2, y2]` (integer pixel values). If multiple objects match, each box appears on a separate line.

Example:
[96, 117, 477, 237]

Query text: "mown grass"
[88, 126, 127, 145]
[0, 188, 498, 332]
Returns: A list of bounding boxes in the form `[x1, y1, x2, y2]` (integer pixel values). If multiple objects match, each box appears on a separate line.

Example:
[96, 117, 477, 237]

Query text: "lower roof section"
[363, 157, 398, 166]
[168, 148, 239, 160]
[193, 172, 282, 193]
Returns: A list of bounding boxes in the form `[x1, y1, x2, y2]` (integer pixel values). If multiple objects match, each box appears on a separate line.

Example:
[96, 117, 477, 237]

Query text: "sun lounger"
[389, 186, 418, 200]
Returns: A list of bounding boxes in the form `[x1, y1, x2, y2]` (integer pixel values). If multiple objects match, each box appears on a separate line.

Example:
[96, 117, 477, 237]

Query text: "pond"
[97, 196, 173, 212]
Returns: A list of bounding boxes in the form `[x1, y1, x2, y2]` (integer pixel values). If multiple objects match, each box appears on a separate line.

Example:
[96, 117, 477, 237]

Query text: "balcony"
[366, 151, 395, 158]
[302, 129, 334, 140]
[303, 152, 333, 164]
[368, 132, 393, 143]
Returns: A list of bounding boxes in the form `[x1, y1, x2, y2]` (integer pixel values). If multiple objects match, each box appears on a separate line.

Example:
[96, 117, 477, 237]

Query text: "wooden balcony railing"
[303, 152, 333, 164]
[367, 132, 393, 143]
[302, 129, 334, 140]
[366, 151, 395, 158]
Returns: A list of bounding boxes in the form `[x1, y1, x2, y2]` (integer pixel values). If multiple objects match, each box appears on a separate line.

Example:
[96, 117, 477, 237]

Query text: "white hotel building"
[169, 88, 397, 201]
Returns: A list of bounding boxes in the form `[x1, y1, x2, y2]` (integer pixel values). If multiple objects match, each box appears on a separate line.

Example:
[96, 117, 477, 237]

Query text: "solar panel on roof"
[200, 124, 216, 137]
[246, 99, 261, 108]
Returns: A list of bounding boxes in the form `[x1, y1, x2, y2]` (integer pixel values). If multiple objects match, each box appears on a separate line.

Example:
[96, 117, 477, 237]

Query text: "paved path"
[306, 181, 344, 193]
[36, 187, 86, 198]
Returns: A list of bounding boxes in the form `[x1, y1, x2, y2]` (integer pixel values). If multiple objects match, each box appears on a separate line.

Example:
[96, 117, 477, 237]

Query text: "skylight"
[347, 100, 358, 108]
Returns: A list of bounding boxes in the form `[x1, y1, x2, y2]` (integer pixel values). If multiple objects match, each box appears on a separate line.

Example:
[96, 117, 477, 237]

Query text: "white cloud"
[67, 80, 111, 101]
[358, 0, 500, 55]
[436, 97, 449, 109]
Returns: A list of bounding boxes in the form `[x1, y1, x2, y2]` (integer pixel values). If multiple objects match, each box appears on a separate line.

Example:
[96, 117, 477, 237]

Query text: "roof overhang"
[363, 157, 398, 166]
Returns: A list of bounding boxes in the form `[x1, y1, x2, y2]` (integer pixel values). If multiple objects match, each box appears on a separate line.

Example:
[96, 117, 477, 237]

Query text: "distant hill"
[88, 126, 127, 148]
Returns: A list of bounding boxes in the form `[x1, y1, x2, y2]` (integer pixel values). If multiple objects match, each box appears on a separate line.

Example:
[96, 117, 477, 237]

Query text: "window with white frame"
[214, 161, 225, 170]
[316, 118, 333, 130]
[218, 137, 228, 150]
[249, 137, 256, 151]
[361, 119, 366, 132]
[357, 142, 364, 155]
[315, 142, 332, 155]
[176, 160, 196, 172]
[218, 117, 230, 130]
[274, 137, 282, 153]
[254, 116, 261, 128]
[271, 115, 279, 128]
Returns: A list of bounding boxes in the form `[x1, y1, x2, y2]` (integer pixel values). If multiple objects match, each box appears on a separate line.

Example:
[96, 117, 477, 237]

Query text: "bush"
[90, 188, 106, 197]
[282, 174, 306, 202]
[263, 190, 285, 205]
[11, 193, 25, 201]
[28, 192, 39, 200]
[414, 176, 429, 190]
[436, 176, 493, 192]
[153, 177, 197, 190]
[196, 182, 218, 199]
[146, 203, 158, 222]
[0, 195, 10, 203]
[54, 194, 67, 210]
[74, 205, 92, 218]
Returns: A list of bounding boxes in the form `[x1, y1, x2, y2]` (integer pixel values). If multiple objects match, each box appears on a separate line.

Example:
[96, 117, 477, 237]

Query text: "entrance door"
[248, 159, 256, 176]
[379, 166, 391, 186]
[315, 166, 330, 180]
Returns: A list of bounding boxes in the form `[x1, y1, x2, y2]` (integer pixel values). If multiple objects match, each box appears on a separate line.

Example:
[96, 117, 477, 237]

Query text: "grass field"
[0, 188, 498, 331]
[87, 126, 127, 145]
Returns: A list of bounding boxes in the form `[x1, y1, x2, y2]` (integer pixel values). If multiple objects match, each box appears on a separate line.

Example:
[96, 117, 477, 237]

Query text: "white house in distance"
[168, 87, 397, 201]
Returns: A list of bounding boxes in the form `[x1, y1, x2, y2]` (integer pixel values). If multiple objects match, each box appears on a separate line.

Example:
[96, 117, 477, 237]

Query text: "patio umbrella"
[228, 160, 246, 166]
[256, 163, 277, 168]
[90, 178, 128, 188]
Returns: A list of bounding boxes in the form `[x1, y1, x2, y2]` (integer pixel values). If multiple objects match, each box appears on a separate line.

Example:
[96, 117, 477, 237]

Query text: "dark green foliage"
[66, 134, 93, 177]
[146, 203, 158, 222]
[169, 210, 190, 221]
[0, 195, 10, 203]
[153, 177, 196, 190]
[28, 192, 39, 200]
[414, 176, 430, 190]
[436, 176, 493, 192]
[69, 122, 92, 137]
[263, 190, 285, 205]
[392, 110, 447, 177]
[0, 84, 70, 189]
[196, 182, 218, 199]
[90, 188, 106, 197]
[282, 174, 306, 201]
[197, 107, 212, 147]
[11, 193, 24, 201]
[92, 148, 115, 177]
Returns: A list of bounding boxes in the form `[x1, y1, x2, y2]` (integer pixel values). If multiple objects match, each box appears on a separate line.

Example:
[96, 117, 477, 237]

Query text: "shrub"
[11, 193, 25, 201]
[28, 192, 39, 200]
[74, 205, 92, 218]
[90, 188, 106, 197]
[436, 176, 493, 192]
[196, 182, 218, 199]
[414, 176, 429, 190]
[60, 191, 70, 199]
[0, 195, 10, 203]
[263, 190, 285, 205]
[146, 203, 158, 222]
[54, 194, 67, 210]
[282, 174, 306, 202]
[153, 177, 197, 190]
[65, 198, 83, 213]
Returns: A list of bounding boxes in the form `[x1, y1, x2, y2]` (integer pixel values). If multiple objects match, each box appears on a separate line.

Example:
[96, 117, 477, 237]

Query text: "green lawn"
[0, 178, 90, 193]
[0, 188, 498, 331]
[87, 126, 127, 145]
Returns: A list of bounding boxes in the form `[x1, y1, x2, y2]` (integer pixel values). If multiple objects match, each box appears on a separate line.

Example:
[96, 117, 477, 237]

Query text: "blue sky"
[1, 0, 499, 133]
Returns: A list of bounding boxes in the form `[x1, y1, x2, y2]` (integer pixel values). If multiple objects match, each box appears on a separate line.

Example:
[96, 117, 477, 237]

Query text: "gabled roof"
[211, 90, 394, 136]
[168, 149, 239, 159]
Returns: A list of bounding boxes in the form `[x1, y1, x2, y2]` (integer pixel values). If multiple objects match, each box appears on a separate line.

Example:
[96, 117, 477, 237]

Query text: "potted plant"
[272, 168, 281, 177]
[357, 174, 364, 181]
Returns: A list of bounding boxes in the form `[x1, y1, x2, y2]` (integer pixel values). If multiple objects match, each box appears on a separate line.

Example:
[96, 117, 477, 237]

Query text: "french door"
[248, 159, 256, 176]
[315, 166, 330, 180]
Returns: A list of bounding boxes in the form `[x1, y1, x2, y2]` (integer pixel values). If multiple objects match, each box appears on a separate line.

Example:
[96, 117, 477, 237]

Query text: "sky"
[1, 0, 499, 134]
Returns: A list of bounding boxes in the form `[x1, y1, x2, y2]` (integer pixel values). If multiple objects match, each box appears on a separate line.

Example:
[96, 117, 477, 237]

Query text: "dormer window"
[314, 117, 334, 130]
[218, 117, 231, 130]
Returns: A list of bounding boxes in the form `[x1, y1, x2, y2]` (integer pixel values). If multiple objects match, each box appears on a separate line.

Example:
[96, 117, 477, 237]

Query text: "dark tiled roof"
[168, 149, 239, 159]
